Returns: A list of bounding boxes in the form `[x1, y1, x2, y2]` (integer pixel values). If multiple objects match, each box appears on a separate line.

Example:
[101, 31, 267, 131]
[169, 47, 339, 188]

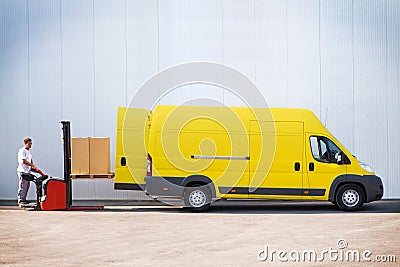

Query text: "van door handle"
[309, 162, 314, 171]
[121, 157, 126, 166]
[294, 162, 300, 171]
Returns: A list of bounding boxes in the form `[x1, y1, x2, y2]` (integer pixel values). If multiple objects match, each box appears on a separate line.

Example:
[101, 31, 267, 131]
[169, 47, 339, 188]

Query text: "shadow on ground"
[2, 200, 398, 214]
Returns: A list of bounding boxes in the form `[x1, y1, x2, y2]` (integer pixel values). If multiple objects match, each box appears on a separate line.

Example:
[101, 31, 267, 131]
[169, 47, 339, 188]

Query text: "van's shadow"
[97, 200, 400, 214]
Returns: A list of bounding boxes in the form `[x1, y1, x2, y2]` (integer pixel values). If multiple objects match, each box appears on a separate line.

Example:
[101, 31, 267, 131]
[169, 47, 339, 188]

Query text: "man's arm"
[22, 159, 37, 170]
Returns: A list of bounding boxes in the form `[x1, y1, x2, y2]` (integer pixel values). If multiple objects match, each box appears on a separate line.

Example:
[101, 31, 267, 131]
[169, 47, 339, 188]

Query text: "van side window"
[310, 136, 341, 164]
[310, 137, 320, 159]
[320, 140, 329, 162]
[325, 139, 341, 162]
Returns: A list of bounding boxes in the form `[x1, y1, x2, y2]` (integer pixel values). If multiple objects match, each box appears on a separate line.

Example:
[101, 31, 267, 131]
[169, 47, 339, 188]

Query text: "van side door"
[249, 121, 304, 199]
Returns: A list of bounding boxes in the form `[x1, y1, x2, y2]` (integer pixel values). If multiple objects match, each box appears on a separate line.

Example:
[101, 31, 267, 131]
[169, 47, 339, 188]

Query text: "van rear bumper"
[144, 176, 184, 197]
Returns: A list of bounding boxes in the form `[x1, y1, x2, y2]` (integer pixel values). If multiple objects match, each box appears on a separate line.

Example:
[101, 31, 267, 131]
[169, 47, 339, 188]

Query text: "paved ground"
[0, 200, 399, 266]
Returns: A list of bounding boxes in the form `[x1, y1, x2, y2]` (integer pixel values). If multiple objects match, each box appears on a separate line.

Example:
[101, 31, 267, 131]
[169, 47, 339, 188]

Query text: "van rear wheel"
[335, 184, 364, 211]
[183, 184, 211, 212]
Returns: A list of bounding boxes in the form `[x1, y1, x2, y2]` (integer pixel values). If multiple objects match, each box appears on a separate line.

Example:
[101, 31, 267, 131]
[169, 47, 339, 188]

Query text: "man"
[17, 137, 38, 205]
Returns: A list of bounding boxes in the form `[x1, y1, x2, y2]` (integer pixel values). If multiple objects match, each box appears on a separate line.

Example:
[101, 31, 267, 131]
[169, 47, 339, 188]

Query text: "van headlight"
[359, 161, 374, 173]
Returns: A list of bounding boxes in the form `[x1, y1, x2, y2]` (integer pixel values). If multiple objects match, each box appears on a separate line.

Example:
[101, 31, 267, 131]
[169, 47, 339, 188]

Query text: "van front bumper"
[364, 175, 384, 202]
[329, 174, 384, 203]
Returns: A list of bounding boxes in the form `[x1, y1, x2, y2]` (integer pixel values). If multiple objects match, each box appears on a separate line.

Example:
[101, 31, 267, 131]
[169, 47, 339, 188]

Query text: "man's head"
[24, 137, 32, 150]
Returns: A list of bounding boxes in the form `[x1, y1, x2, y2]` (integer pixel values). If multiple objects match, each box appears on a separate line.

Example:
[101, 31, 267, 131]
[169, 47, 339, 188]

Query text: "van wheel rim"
[189, 190, 206, 207]
[342, 189, 359, 207]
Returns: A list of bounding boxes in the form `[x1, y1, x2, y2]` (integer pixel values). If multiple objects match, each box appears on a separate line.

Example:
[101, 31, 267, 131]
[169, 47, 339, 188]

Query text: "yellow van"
[114, 105, 383, 212]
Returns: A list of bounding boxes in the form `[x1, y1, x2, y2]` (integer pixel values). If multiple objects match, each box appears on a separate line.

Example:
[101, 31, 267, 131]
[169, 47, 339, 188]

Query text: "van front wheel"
[335, 184, 364, 211]
[183, 184, 211, 212]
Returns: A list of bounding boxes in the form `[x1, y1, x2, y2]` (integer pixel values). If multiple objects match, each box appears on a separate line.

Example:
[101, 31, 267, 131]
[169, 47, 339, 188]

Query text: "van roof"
[151, 105, 326, 133]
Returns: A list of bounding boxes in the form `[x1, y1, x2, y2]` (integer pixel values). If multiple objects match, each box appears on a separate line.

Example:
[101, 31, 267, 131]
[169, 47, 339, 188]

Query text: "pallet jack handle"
[61, 121, 72, 208]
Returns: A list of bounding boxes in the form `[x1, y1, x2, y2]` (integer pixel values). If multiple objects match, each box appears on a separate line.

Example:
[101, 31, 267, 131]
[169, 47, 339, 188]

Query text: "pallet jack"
[20, 121, 104, 211]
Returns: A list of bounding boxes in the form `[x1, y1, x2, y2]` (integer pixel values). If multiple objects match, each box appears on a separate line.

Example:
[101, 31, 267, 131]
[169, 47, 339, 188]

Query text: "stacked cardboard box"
[71, 137, 110, 175]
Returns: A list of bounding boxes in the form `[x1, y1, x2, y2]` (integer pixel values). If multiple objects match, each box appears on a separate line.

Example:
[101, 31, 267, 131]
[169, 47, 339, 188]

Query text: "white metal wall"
[0, 0, 399, 200]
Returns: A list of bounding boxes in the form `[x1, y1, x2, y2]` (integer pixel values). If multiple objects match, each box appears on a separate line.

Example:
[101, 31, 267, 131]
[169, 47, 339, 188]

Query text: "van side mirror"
[337, 151, 344, 165]
[337, 151, 349, 165]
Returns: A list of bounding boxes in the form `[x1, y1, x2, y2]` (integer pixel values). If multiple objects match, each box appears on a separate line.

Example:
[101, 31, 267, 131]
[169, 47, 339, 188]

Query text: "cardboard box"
[89, 137, 110, 174]
[71, 137, 110, 175]
[71, 138, 90, 174]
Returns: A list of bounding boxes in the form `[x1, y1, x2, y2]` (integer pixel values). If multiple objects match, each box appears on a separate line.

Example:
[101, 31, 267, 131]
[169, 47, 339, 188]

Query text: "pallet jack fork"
[22, 121, 104, 211]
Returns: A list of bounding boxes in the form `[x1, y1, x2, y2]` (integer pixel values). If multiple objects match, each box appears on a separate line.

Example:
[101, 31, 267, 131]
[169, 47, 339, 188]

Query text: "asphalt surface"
[0, 200, 399, 266]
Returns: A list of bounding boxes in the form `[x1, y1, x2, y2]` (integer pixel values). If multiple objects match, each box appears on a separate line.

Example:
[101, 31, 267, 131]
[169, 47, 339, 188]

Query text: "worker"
[17, 137, 38, 205]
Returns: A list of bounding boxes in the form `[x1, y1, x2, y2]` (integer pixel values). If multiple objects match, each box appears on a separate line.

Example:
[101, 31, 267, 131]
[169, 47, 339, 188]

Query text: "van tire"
[183, 184, 211, 212]
[335, 184, 364, 211]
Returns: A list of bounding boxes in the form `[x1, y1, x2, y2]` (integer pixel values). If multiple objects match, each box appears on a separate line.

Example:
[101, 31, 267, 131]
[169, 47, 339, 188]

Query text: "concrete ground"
[0, 200, 399, 266]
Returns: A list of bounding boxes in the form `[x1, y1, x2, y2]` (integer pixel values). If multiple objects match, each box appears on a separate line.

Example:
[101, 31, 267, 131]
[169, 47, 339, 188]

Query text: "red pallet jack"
[22, 121, 104, 211]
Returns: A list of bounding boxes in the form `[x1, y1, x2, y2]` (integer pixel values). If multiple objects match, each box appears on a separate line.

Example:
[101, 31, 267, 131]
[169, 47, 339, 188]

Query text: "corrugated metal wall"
[0, 0, 399, 200]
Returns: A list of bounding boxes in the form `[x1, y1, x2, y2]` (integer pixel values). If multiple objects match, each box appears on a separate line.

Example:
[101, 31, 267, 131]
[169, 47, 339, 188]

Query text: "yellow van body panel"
[115, 105, 370, 201]
[248, 121, 304, 200]
[148, 106, 264, 198]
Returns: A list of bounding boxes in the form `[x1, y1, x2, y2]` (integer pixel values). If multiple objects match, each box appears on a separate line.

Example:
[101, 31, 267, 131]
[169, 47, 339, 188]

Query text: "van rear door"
[114, 107, 150, 190]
